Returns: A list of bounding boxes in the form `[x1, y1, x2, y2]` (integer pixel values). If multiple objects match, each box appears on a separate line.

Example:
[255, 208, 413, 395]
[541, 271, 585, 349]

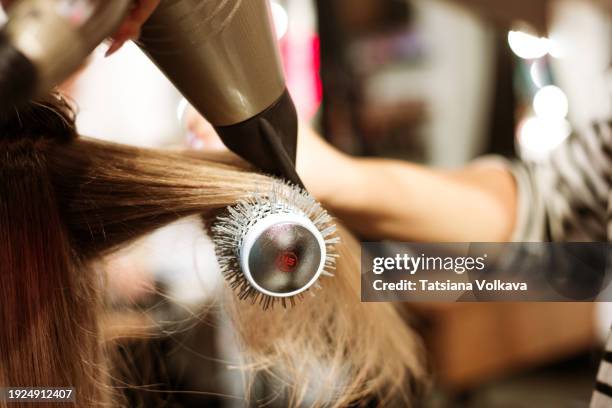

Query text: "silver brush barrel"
[239, 212, 326, 298]
[0, 0, 131, 106]
[212, 182, 339, 305]
[139, 0, 301, 185]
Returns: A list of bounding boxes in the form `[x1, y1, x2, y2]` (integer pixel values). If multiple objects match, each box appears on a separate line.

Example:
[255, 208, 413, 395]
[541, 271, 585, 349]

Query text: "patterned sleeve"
[501, 121, 612, 407]
[509, 121, 611, 242]
[593, 333, 612, 407]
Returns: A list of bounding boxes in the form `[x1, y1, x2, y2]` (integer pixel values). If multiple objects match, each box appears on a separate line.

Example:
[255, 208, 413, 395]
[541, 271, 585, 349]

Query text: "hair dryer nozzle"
[215, 89, 304, 187]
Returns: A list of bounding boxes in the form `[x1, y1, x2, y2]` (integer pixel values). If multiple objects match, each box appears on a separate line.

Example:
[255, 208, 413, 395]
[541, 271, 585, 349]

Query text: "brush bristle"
[212, 180, 340, 309]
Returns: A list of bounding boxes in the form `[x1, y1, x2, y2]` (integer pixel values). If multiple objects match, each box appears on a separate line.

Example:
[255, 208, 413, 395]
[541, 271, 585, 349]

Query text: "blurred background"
[3, 0, 611, 406]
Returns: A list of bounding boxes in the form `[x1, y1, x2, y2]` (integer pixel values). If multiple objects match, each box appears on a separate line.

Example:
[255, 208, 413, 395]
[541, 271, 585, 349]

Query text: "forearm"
[318, 157, 517, 242]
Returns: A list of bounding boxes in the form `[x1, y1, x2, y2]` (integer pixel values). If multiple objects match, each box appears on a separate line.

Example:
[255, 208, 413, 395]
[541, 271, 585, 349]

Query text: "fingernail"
[105, 41, 122, 57]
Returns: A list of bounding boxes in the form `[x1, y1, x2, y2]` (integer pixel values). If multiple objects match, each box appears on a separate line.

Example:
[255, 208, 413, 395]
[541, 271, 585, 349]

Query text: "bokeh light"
[533, 85, 569, 119]
[270, 1, 289, 40]
[529, 61, 546, 88]
[518, 116, 571, 161]
[507, 30, 550, 59]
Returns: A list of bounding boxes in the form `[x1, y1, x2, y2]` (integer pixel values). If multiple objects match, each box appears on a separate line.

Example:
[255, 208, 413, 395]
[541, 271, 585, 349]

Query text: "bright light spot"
[518, 117, 571, 161]
[529, 61, 545, 88]
[533, 85, 569, 119]
[176, 98, 189, 123]
[270, 1, 289, 40]
[547, 38, 564, 59]
[507, 30, 550, 59]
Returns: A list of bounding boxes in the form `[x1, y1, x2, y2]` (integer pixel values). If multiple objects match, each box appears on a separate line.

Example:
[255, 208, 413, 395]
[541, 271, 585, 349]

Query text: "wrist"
[317, 155, 369, 212]
[295, 125, 370, 212]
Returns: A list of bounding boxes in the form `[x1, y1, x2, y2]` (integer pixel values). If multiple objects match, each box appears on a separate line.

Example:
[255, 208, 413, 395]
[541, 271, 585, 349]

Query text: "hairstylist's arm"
[185, 107, 518, 242]
[0, 0, 160, 56]
[297, 127, 517, 242]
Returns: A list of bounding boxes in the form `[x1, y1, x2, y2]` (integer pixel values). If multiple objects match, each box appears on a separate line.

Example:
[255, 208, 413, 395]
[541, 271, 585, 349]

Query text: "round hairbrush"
[212, 181, 339, 309]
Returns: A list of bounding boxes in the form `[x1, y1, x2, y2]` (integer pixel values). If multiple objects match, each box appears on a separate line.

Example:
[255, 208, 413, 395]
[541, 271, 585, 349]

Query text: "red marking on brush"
[276, 251, 298, 273]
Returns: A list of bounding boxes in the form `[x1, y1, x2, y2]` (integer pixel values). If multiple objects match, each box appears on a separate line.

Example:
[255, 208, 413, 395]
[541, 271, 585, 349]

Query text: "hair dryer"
[0, 0, 302, 186]
[138, 0, 301, 186]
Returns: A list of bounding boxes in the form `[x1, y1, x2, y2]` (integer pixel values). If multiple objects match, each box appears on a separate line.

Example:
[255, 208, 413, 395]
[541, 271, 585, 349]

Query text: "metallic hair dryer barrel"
[138, 0, 301, 186]
[0, 0, 131, 108]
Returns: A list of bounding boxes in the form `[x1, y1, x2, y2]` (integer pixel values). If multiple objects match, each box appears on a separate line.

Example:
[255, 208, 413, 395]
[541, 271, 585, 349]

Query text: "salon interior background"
[1, 0, 610, 407]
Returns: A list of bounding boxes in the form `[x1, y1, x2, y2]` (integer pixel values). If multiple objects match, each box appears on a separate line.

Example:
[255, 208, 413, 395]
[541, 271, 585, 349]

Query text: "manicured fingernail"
[105, 41, 123, 57]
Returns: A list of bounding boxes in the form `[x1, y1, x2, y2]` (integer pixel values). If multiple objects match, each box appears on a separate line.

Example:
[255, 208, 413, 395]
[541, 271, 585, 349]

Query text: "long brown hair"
[0, 97, 108, 406]
[0, 95, 425, 407]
